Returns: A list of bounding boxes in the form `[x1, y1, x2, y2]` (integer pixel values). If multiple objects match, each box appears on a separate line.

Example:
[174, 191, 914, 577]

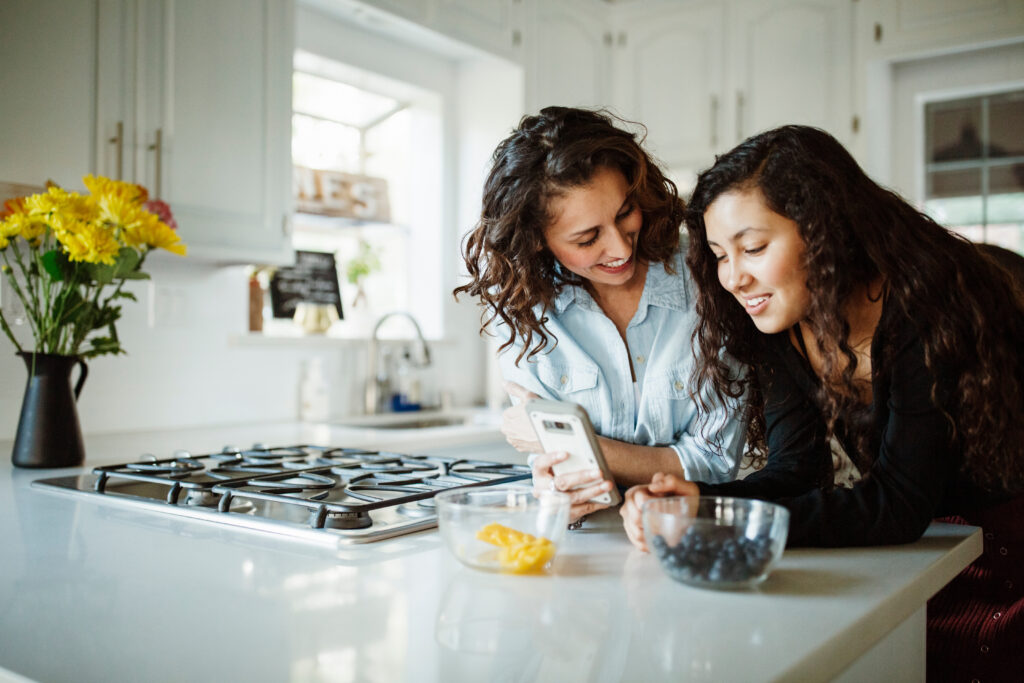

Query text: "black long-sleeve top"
[698, 299, 1018, 547]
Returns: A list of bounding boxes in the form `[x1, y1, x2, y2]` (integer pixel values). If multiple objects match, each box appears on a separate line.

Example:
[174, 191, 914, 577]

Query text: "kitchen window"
[282, 50, 444, 337]
[923, 89, 1024, 253]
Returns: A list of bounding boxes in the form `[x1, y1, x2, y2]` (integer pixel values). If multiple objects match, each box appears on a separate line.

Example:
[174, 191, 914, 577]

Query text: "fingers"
[648, 472, 700, 497]
[569, 499, 610, 522]
[560, 478, 613, 505]
[507, 438, 543, 454]
[531, 450, 568, 473]
[501, 402, 541, 452]
[504, 381, 541, 403]
[530, 451, 565, 496]
[620, 484, 654, 552]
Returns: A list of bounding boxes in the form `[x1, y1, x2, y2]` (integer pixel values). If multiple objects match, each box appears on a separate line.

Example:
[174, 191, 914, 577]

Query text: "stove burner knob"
[251, 442, 268, 451]
[221, 445, 240, 454]
[140, 453, 157, 462]
[173, 449, 192, 460]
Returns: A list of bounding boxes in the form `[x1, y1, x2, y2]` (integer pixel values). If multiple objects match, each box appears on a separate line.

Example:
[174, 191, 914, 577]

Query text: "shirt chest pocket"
[645, 364, 691, 400]
[536, 361, 599, 397]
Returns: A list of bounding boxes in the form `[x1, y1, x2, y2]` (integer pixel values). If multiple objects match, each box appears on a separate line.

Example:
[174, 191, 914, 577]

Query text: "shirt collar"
[550, 250, 690, 316]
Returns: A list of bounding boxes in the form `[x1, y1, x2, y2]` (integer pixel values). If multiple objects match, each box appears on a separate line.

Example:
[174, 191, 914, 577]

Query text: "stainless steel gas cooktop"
[31, 444, 532, 544]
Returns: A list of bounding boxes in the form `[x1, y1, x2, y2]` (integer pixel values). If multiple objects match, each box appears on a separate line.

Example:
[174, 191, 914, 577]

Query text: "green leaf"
[86, 336, 123, 357]
[84, 261, 116, 285]
[112, 247, 141, 278]
[111, 290, 138, 302]
[120, 270, 150, 280]
[41, 250, 64, 281]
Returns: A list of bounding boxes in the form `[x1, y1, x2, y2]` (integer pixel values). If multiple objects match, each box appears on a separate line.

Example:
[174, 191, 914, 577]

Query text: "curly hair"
[684, 125, 1024, 492]
[453, 107, 684, 363]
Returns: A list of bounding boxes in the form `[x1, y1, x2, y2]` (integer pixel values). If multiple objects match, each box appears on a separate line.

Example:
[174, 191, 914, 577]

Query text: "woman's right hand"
[531, 450, 615, 523]
[620, 472, 700, 552]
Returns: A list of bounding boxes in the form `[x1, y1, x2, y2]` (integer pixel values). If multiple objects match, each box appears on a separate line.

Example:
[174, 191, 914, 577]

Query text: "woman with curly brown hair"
[455, 107, 747, 523]
[619, 125, 1024, 681]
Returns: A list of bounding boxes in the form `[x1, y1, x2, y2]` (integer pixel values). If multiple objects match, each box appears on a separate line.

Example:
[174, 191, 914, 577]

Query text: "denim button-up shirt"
[498, 249, 746, 483]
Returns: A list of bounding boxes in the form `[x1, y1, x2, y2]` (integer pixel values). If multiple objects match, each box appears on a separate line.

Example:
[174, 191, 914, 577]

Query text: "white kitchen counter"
[0, 423, 981, 682]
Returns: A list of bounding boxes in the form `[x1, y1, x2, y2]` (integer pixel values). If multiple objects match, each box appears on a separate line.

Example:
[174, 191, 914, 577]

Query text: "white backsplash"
[0, 257, 489, 440]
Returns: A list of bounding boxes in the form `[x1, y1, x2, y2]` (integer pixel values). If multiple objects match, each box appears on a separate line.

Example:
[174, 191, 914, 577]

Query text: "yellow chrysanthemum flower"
[25, 187, 76, 216]
[55, 219, 122, 265]
[96, 193, 145, 234]
[122, 211, 186, 256]
[1, 212, 47, 245]
[83, 174, 147, 206]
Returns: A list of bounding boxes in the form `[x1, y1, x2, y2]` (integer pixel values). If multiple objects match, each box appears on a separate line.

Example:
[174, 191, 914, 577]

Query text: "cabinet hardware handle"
[736, 91, 744, 141]
[108, 121, 124, 180]
[874, 22, 882, 43]
[710, 95, 719, 148]
[148, 128, 163, 198]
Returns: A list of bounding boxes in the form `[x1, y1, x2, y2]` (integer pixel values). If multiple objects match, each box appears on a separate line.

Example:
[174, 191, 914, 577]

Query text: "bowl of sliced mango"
[435, 486, 570, 574]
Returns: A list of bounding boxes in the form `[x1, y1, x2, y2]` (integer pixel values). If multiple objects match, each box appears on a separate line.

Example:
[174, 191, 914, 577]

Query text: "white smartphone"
[526, 399, 621, 506]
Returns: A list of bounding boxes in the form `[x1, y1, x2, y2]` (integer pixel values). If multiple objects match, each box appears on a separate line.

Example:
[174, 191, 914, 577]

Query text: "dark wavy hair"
[454, 107, 684, 363]
[685, 125, 1024, 492]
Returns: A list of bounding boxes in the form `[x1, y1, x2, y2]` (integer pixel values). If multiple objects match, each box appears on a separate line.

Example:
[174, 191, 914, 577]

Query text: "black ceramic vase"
[11, 352, 89, 468]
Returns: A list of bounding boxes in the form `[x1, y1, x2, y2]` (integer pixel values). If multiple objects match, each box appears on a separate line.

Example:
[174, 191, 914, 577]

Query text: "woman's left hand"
[500, 381, 543, 453]
[620, 472, 700, 552]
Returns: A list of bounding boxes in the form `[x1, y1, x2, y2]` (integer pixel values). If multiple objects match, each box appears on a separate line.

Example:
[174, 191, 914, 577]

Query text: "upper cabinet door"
[525, 1, 612, 113]
[0, 0, 100, 189]
[728, 0, 854, 147]
[860, 0, 1024, 59]
[434, 0, 521, 60]
[611, 2, 726, 171]
[137, 0, 294, 263]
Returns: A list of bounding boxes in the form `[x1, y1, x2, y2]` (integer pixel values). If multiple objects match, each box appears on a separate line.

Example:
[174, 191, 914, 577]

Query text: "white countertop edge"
[777, 525, 983, 682]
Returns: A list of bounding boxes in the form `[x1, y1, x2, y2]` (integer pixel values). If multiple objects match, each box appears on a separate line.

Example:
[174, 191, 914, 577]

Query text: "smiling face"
[543, 166, 645, 296]
[704, 187, 812, 334]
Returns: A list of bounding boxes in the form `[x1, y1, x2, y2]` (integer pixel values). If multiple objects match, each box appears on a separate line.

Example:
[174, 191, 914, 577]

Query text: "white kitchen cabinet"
[0, 0, 101, 189]
[99, 0, 294, 264]
[726, 0, 854, 148]
[1, 0, 293, 265]
[523, 0, 613, 114]
[859, 0, 1024, 60]
[609, 2, 726, 171]
[345, 0, 522, 61]
[434, 0, 521, 60]
[522, 0, 854, 172]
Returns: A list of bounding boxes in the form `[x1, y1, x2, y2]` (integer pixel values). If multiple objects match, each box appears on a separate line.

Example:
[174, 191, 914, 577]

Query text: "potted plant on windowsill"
[0, 175, 186, 468]
[343, 237, 381, 336]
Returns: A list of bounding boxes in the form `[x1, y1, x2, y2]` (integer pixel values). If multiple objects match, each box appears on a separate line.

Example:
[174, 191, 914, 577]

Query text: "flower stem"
[1, 246, 43, 347]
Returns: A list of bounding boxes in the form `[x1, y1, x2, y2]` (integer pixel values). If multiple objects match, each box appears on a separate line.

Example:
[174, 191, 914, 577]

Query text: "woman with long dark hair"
[456, 107, 746, 523]
[619, 124, 1024, 680]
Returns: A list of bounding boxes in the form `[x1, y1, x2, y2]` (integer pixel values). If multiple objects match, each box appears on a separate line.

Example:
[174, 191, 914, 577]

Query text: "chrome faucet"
[364, 311, 432, 414]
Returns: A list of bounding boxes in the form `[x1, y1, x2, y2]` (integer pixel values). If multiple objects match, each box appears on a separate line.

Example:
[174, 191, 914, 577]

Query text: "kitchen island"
[0, 422, 980, 682]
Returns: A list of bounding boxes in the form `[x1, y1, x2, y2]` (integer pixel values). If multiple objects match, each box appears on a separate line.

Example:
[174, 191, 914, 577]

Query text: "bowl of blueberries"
[643, 496, 789, 590]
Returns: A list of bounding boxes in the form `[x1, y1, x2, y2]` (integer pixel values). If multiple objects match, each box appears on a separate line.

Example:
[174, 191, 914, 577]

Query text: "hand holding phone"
[526, 399, 621, 506]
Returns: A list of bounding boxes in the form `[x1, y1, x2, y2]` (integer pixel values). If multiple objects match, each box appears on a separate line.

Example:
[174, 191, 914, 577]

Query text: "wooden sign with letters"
[293, 166, 390, 223]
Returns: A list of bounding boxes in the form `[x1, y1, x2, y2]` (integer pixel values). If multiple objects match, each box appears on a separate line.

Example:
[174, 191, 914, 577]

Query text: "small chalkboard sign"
[269, 250, 344, 320]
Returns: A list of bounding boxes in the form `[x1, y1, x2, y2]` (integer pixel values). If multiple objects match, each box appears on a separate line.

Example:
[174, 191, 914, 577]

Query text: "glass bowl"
[435, 486, 570, 574]
[642, 496, 789, 590]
